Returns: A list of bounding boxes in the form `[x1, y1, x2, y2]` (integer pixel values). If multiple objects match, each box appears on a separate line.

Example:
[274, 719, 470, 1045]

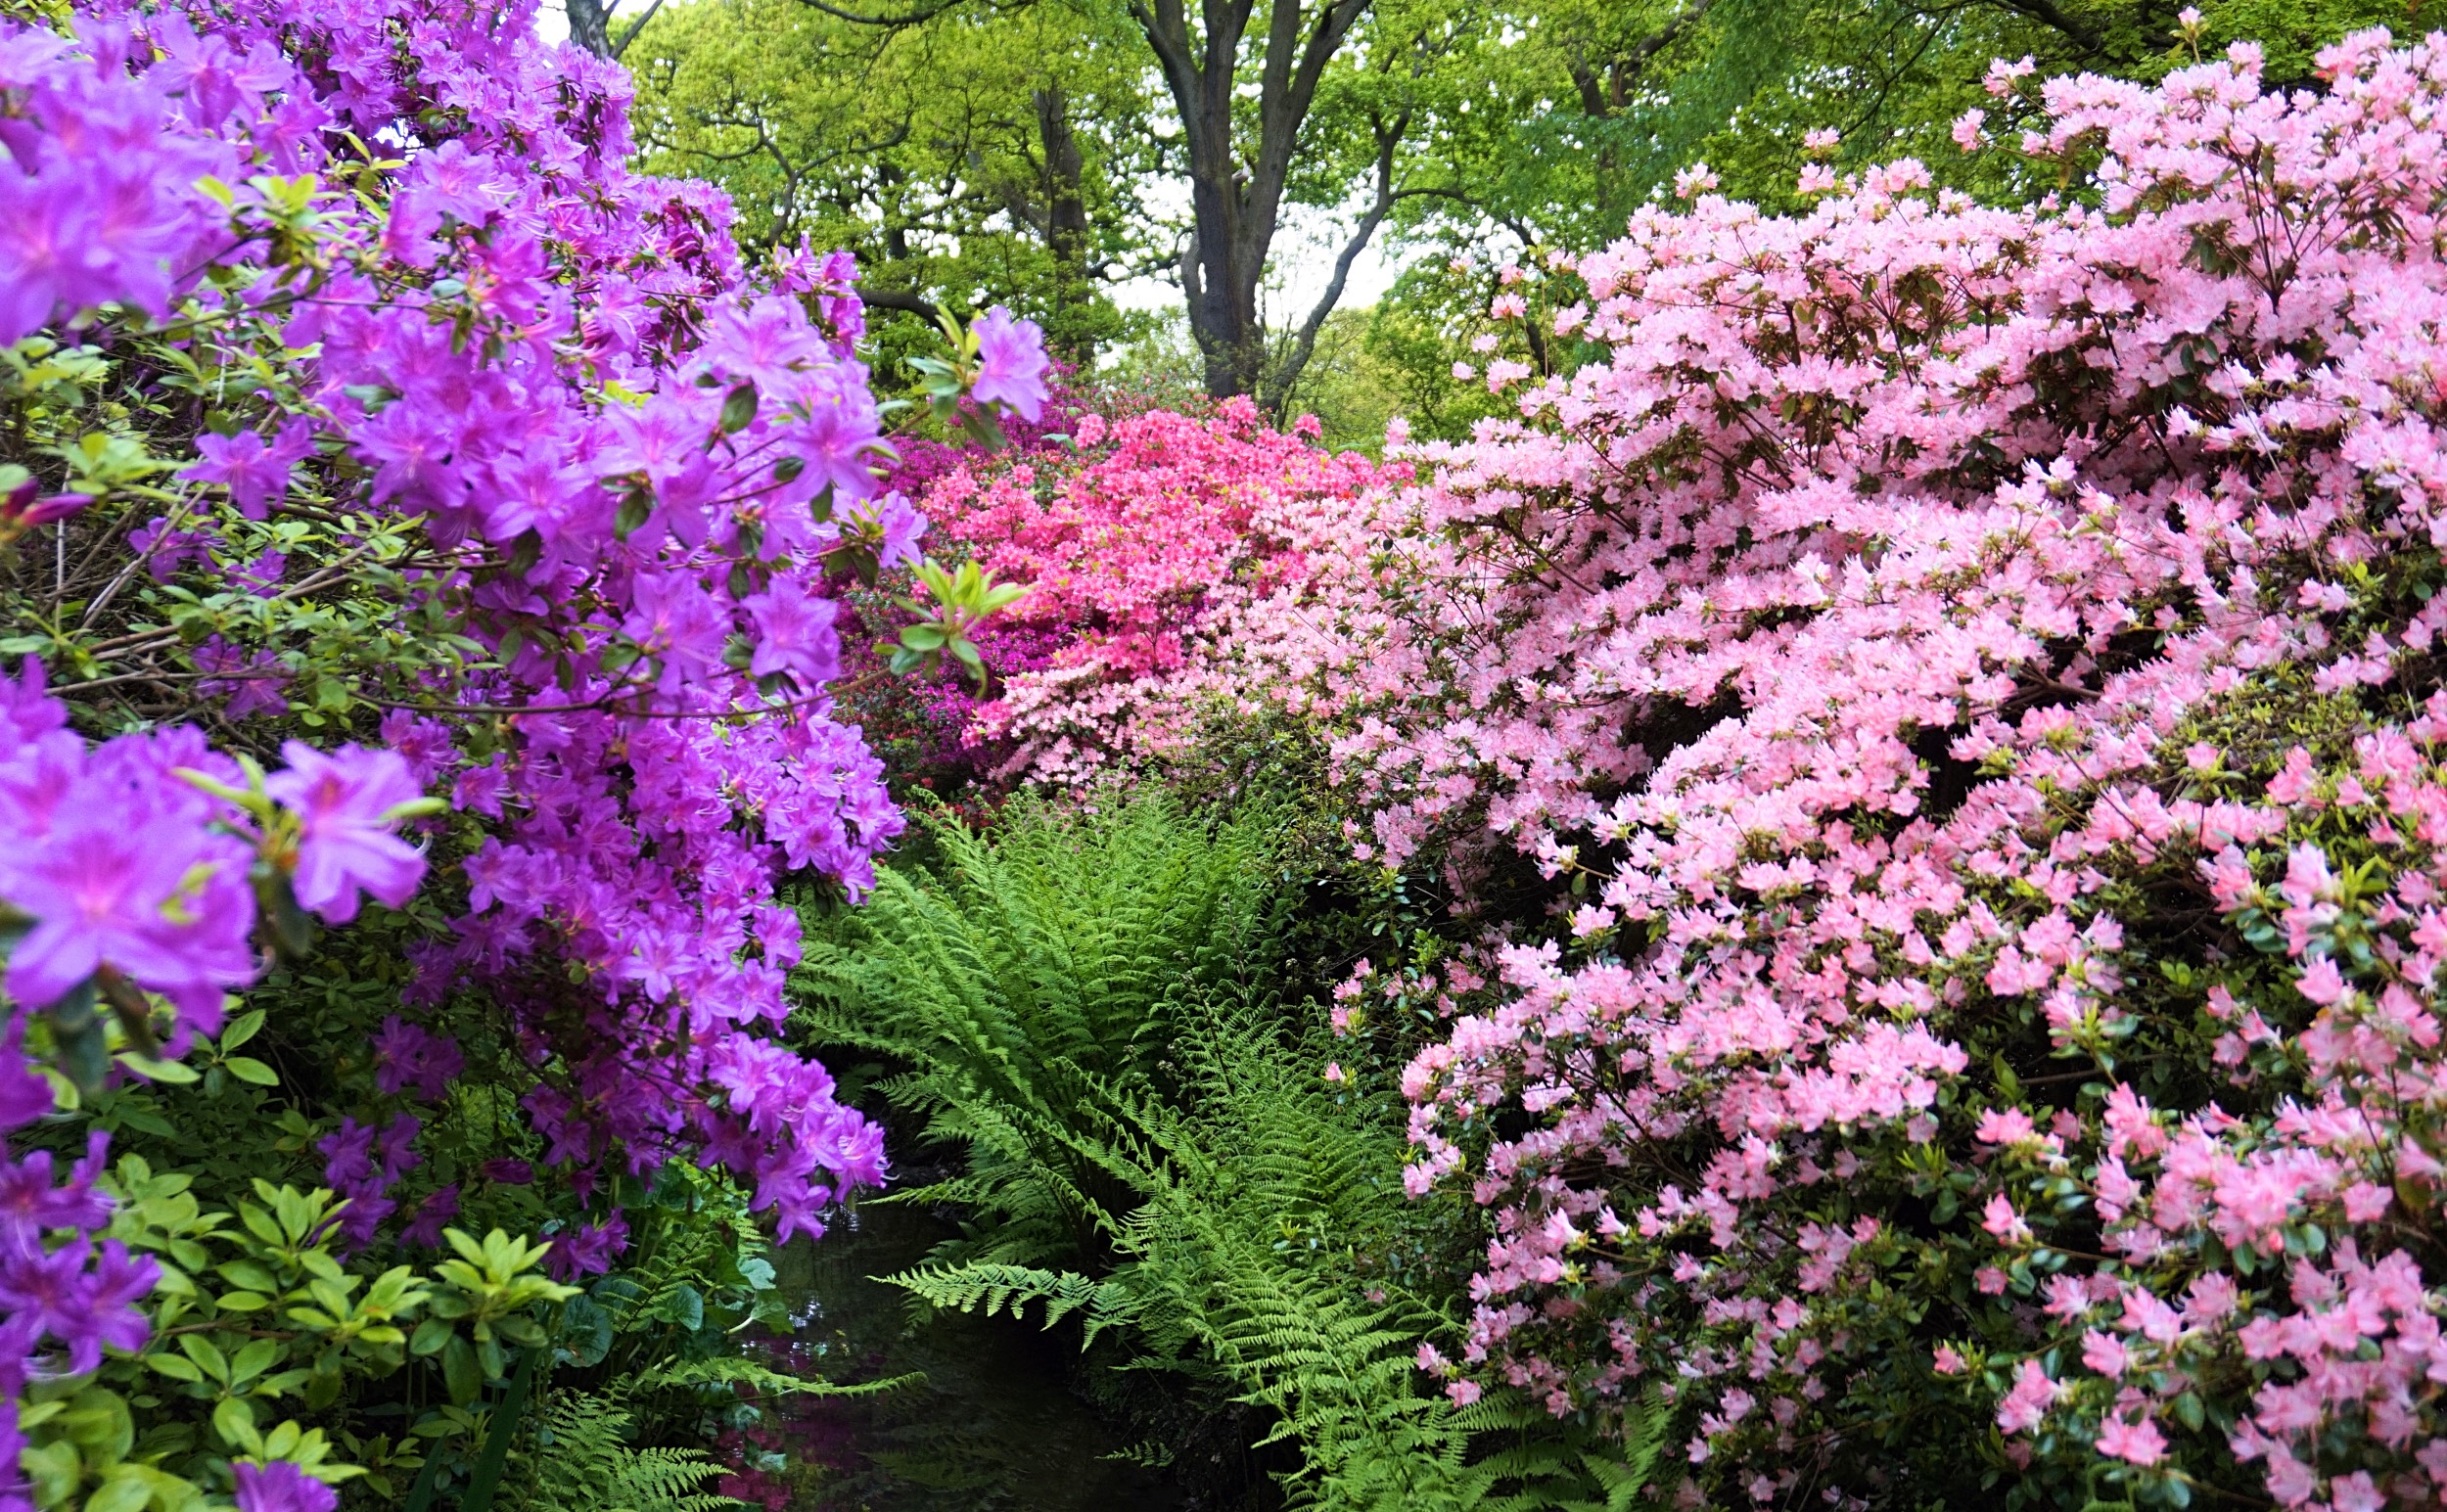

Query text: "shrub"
[1165, 28, 2447, 1510]
[0, 0, 1041, 1500]
[905, 398, 1393, 790]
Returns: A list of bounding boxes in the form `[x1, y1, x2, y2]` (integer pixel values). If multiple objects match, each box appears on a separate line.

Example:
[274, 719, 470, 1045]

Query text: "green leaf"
[83, 1468, 154, 1512]
[441, 1335, 481, 1405]
[223, 1057, 281, 1087]
[219, 1010, 266, 1052]
[117, 1054, 200, 1085]
[213, 1397, 261, 1453]
[719, 382, 759, 435]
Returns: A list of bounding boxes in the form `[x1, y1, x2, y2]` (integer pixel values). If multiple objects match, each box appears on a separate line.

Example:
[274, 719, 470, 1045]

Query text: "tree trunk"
[1129, 0, 1373, 398]
[1035, 85, 1096, 365]
[566, 0, 614, 55]
[564, 0, 664, 60]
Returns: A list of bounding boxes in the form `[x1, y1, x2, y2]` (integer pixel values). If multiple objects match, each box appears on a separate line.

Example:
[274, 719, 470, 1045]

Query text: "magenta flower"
[970, 305, 1047, 422]
[232, 1461, 338, 1512]
[263, 742, 427, 924]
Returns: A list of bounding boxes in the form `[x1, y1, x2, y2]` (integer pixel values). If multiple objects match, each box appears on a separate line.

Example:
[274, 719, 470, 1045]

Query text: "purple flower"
[0, 808, 255, 1026]
[128, 516, 215, 582]
[543, 1211, 626, 1281]
[972, 305, 1048, 422]
[0, 1133, 112, 1250]
[0, 1236, 157, 1373]
[370, 1016, 462, 1101]
[376, 1113, 421, 1184]
[0, 659, 65, 753]
[400, 1184, 458, 1249]
[263, 742, 428, 924]
[181, 420, 313, 519]
[451, 756, 507, 819]
[317, 1118, 376, 1189]
[233, 1461, 339, 1512]
[780, 363, 884, 502]
[479, 1159, 532, 1186]
[837, 490, 927, 573]
[193, 635, 290, 718]
[621, 573, 729, 697]
[375, 710, 455, 786]
[0, 1031, 54, 1135]
[335, 1192, 393, 1249]
[742, 576, 840, 689]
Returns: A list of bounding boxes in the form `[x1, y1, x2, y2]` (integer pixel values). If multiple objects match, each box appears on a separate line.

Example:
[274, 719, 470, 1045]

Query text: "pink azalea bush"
[911, 396, 1390, 787]
[1166, 28, 2447, 1509]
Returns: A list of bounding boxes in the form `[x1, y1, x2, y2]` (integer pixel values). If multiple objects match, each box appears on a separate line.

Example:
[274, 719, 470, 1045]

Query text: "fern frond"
[630, 1353, 921, 1398]
[504, 1391, 743, 1512]
[886, 1260, 1139, 1344]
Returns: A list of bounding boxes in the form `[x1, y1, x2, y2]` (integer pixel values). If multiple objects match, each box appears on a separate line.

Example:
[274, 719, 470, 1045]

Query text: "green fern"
[629, 1353, 922, 1398]
[792, 790, 1288, 1268]
[502, 1392, 738, 1512]
[808, 796, 1677, 1512]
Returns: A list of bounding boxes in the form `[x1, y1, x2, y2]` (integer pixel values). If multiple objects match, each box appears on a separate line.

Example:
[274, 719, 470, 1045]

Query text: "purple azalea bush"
[0, 0, 1046, 1500]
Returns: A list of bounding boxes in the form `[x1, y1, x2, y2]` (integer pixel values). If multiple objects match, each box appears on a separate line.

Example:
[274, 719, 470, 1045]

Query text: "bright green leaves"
[888, 558, 1027, 690]
[908, 308, 1014, 450]
[420, 1229, 577, 1402]
[101, 1160, 573, 1455]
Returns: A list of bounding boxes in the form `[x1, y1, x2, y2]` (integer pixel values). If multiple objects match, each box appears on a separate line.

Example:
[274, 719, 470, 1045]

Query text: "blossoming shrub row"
[0, 0, 1041, 1503]
[1153, 29, 2447, 1511]
[902, 396, 1391, 789]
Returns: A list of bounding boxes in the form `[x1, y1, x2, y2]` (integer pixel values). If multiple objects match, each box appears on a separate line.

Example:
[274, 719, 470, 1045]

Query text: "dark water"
[761, 1200, 1181, 1512]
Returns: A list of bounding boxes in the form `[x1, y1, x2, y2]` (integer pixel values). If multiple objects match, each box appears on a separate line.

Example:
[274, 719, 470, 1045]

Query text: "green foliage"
[501, 1392, 737, 1512]
[627, 0, 1157, 366]
[793, 791, 1286, 1265]
[797, 794, 1672, 1509]
[37, 1137, 577, 1507]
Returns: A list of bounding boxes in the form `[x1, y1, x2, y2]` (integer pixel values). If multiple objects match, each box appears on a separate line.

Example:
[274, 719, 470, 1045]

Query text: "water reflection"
[759, 1200, 1181, 1511]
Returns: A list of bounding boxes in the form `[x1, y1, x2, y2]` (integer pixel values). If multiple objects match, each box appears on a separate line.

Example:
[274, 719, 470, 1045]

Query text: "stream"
[759, 1200, 1183, 1510]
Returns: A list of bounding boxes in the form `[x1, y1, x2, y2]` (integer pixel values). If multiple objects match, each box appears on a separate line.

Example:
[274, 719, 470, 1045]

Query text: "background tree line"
[595, 0, 2415, 444]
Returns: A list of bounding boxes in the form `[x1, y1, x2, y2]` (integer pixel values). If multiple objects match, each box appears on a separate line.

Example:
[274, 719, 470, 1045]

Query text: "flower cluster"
[0, 0, 1043, 1494]
[1149, 28, 2447, 1508]
[911, 396, 1388, 787]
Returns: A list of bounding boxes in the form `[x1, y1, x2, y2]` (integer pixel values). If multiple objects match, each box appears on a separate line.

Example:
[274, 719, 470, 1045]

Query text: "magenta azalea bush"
[1095, 27, 2447, 1511]
[0, 0, 1041, 1500]
[911, 395, 1390, 787]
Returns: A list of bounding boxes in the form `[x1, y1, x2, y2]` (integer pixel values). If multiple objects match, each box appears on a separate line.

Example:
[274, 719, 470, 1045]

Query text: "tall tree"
[565, 0, 666, 57]
[627, 0, 1158, 365]
[773, 0, 1474, 404]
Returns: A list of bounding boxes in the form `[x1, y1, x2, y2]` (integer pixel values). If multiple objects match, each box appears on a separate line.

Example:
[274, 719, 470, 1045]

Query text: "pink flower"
[1995, 1359, 2057, 1434]
[1981, 1193, 2033, 1246]
[2094, 1414, 2167, 1467]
